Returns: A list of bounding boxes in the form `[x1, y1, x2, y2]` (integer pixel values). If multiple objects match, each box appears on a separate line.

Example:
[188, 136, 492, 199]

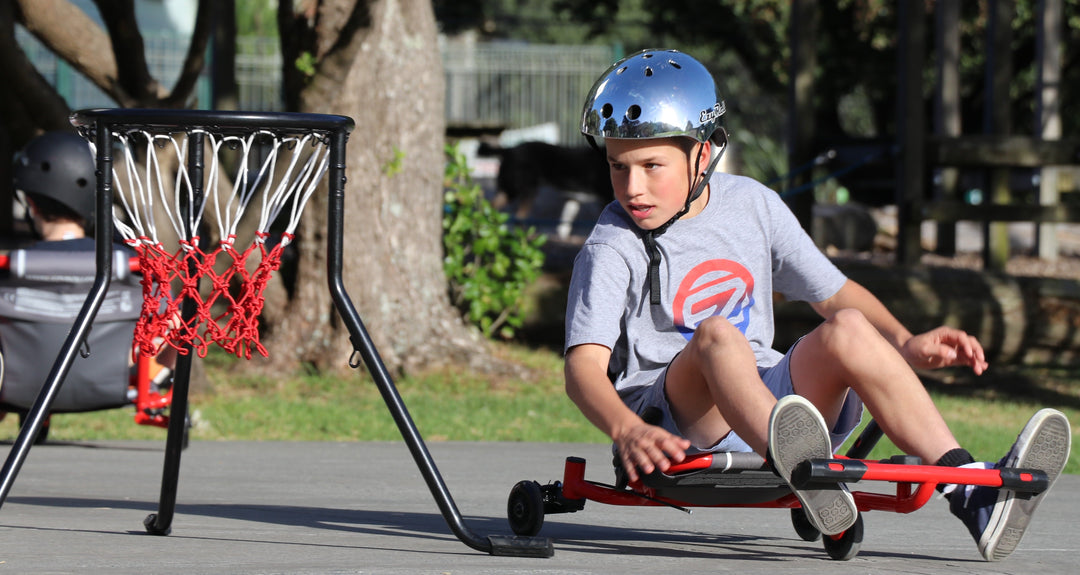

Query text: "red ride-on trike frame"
[507, 421, 1050, 560]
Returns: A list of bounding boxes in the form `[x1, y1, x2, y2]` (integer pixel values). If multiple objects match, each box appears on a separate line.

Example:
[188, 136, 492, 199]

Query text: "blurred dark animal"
[477, 141, 614, 220]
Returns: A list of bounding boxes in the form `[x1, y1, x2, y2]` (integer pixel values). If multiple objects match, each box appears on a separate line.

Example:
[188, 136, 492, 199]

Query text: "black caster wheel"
[508, 480, 545, 536]
[822, 513, 864, 561]
[790, 507, 821, 542]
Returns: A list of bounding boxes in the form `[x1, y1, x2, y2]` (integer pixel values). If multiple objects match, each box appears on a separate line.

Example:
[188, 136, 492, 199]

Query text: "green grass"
[0, 344, 606, 445]
[3, 345, 1077, 474]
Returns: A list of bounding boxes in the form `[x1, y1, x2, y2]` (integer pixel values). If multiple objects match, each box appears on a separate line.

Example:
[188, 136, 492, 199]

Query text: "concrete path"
[0, 440, 1076, 574]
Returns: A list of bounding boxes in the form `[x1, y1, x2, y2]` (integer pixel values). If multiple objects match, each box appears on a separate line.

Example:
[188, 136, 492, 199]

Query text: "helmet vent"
[669, 60, 681, 69]
[616, 66, 627, 75]
[627, 105, 641, 121]
[643, 67, 653, 77]
[41, 162, 52, 172]
[601, 103, 613, 119]
[76, 177, 89, 188]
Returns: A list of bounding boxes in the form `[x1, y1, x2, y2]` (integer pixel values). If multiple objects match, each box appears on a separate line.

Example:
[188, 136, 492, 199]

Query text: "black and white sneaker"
[948, 408, 1071, 561]
[768, 395, 857, 536]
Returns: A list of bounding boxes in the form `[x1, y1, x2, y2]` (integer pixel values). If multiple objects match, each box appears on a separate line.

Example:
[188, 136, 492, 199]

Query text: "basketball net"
[99, 128, 330, 360]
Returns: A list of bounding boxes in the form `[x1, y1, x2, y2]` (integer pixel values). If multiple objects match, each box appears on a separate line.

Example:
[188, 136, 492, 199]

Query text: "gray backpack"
[0, 249, 142, 412]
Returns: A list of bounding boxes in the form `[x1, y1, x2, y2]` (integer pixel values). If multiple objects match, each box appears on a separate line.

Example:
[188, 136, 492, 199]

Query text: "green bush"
[442, 143, 546, 339]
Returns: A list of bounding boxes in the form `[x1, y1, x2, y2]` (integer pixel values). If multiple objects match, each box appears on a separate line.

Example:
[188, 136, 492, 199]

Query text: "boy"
[13, 130, 98, 247]
[565, 49, 1071, 561]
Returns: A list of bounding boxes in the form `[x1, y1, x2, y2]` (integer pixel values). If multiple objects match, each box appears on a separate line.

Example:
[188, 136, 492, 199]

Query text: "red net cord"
[129, 232, 292, 360]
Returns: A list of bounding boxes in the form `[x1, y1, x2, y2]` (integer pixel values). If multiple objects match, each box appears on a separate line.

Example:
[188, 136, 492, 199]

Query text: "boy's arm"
[810, 279, 987, 374]
[565, 343, 690, 483]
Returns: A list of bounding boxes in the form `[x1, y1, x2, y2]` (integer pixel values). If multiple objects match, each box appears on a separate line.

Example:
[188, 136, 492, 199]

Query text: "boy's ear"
[698, 141, 712, 174]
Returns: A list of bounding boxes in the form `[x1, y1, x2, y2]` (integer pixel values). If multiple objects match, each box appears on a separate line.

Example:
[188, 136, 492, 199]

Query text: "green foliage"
[442, 143, 547, 339]
[295, 51, 317, 78]
[382, 146, 406, 177]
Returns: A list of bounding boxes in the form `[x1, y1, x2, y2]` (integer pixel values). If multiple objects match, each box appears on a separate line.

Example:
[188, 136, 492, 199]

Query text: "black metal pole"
[844, 420, 884, 461]
[323, 129, 551, 558]
[0, 121, 116, 509]
[144, 130, 204, 536]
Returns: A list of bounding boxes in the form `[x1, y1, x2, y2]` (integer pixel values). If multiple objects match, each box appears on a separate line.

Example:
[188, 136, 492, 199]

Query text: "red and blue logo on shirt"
[672, 259, 755, 341]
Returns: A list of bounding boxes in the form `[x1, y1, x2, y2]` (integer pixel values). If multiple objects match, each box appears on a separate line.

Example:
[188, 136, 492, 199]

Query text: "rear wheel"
[790, 508, 821, 542]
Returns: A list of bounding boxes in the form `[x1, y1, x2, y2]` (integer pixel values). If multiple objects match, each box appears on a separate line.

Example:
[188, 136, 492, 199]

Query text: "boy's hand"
[901, 326, 988, 375]
[613, 421, 691, 484]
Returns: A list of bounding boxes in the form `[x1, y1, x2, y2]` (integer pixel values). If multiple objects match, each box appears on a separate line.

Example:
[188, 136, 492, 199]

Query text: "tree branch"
[15, 0, 132, 106]
[92, 0, 163, 104]
[162, 0, 214, 108]
[278, 0, 320, 112]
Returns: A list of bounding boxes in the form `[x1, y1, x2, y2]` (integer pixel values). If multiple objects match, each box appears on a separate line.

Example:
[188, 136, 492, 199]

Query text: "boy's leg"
[789, 309, 1072, 559]
[789, 308, 961, 465]
[665, 317, 857, 535]
[949, 409, 1071, 561]
[664, 316, 779, 454]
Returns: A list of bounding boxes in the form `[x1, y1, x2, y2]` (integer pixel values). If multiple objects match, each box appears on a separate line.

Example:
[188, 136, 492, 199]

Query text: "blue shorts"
[622, 344, 864, 454]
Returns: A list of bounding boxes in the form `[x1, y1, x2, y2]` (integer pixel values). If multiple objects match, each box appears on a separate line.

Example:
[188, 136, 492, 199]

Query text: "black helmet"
[13, 130, 96, 224]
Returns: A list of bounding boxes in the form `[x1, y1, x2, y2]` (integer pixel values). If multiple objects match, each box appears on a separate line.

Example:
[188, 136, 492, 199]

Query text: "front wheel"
[508, 480, 545, 536]
[822, 513, 864, 561]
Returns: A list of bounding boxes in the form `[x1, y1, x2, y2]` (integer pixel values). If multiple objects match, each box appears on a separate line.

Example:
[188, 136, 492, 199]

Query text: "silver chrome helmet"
[581, 49, 725, 144]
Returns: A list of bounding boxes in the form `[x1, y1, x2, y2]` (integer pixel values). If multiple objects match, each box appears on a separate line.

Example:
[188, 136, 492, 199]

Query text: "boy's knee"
[819, 308, 876, 348]
[690, 316, 747, 350]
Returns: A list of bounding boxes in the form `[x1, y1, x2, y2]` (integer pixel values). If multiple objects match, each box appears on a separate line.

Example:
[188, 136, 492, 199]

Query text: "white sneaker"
[949, 408, 1072, 561]
[768, 395, 857, 536]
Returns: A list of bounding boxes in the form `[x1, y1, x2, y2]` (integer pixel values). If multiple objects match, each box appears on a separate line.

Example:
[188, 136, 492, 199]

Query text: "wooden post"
[896, 0, 926, 266]
[787, 0, 817, 233]
[1036, 0, 1063, 261]
[933, 2, 961, 256]
[984, 0, 1014, 271]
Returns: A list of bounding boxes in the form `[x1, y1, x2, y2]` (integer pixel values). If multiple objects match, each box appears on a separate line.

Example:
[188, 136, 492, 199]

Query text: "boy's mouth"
[627, 203, 653, 219]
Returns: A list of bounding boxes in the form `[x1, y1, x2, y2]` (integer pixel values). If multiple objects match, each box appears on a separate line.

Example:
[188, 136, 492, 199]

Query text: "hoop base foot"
[487, 535, 554, 557]
[144, 513, 171, 536]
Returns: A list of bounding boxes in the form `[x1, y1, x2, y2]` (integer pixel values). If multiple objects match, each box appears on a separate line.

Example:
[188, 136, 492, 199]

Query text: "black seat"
[0, 249, 141, 413]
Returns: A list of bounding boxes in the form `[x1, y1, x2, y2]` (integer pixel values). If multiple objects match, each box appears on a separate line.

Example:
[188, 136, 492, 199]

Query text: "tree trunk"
[261, 0, 484, 375]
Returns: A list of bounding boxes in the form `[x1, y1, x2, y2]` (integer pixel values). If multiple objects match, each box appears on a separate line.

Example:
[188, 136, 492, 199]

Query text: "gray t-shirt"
[565, 172, 847, 398]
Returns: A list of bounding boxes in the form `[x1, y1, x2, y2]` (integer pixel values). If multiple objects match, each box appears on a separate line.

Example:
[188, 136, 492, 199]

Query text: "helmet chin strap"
[642, 130, 728, 305]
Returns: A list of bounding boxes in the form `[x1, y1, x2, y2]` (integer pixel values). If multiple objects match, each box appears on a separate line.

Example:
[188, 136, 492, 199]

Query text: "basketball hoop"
[26, 110, 554, 557]
[71, 110, 349, 360]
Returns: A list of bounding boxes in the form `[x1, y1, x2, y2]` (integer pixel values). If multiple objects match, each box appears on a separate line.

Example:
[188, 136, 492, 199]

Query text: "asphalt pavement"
[0, 440, 1076, 574]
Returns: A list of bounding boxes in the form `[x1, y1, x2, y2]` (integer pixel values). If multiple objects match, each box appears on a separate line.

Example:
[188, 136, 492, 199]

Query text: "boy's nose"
[623, 170, 646, 199]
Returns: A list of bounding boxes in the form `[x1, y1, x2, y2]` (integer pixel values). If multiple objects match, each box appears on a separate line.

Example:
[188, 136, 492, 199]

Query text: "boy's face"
[605, 137, 708, 231]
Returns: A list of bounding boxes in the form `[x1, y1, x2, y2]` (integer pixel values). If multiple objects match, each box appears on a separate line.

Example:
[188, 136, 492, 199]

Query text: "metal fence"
[19, 30, 614, 147]
[442, 40, 617, 146]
